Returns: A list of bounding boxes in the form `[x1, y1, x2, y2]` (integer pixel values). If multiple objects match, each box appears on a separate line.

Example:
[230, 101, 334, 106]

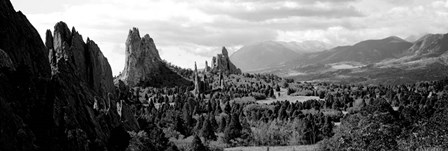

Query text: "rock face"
[47, 22, 115, 98]
[211, 47, 241, 74]
[204, 61, 210, 72]
[0, 49, 14, 69]
[118, 28, 192, 87]
[119, 28, 162, 86]
[407, 34, 448, 60]
[0, 0, 135, 150]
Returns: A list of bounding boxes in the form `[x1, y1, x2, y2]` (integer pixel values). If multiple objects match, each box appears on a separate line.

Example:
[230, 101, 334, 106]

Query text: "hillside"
[288, 34, 448, 84]
[288, 36, 413, 66]
[230, 40, 330, 72]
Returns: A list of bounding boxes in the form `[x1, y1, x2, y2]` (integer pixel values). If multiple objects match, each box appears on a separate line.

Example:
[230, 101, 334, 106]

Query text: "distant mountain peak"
[230, 40, 332, 72]
[385, 36, 406, 42]
[405, 33, 429, 42]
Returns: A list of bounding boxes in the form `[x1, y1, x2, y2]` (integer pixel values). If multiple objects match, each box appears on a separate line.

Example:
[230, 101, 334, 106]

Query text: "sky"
[11, 0, 448, 75]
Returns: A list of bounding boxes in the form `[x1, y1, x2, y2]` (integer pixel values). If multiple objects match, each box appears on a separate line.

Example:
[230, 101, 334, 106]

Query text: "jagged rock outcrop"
[118, 28, 192, 87]
[47, 22, 115, 98]
[118, 28, 162, 86]
[211, 47, 241, 74]
[205, 61, 210, 72]
[0, 0, 135, 150]
[0, 49, 14, 69]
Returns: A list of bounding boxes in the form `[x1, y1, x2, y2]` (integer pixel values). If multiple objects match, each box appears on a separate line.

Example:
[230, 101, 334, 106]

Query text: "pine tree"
[188, 135, 208, 151]
[278, 104, 288, 120]
[145, 93, 149, 101]
[209, 114, 218, 129]
[200, 117, 217, 142]
[183, 103, 193, 127]
[223, 113, 242, 143]
[224, 102, 231, 114]
[218, 116, 227, 132]
[172, 115, 186, 136]
[214, 101, 222, 115]
[145, 125, 169, 151]
[165, 143, 180, 151]
[194, 115, 205, 134]
[320, 116, 334, 138]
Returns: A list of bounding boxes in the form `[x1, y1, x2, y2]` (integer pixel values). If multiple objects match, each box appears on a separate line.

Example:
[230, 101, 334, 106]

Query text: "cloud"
[199, 1, 363, 21]
[11, 0, 448, 75]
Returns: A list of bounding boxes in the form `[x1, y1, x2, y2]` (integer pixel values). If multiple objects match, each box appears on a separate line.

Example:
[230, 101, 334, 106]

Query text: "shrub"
[251, 92, 267, 100]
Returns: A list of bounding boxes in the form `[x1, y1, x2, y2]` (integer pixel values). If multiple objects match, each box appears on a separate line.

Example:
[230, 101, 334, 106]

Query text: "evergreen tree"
[224, 102, 232, 114]
[188, 135, 208, 151]
[214, 101, 222, 115]
[194, 115, 205, 134]
[218, 116, 227, 132]
[278, 105, 288, 120]
[165, 143, 180, 151]
[320, 116, 334, 138]
[223, 113, 242, 143]
[200, 118, 217, 142]
[183, 103, 193, 127]
[172, 115, 187, 136]
[145, 125, 169, 151]
[145, 93, 149, 101]
[209, 114, 218, 129]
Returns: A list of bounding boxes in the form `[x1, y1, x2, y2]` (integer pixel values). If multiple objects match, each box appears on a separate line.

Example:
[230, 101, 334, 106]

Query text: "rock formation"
[0, 49, 14, 69]
[47, 22, 115, 98]
[0, 0, 136, 150]
[193, 62, 209, 94]
[205, 60, 211, 72]
[117, 28, 192, 87]
[211, 47, 241, 74]
[194, 62, 200, 94]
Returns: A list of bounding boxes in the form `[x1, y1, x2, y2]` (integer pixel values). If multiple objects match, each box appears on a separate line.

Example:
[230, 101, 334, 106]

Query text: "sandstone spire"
[118, 28, 163, 86]
[210, 46, 241, 74]
[205, 60, 210, 72]
[117, 27, 192, 87]
[194, 61, 200, 94]
[47, 21, 115, 98]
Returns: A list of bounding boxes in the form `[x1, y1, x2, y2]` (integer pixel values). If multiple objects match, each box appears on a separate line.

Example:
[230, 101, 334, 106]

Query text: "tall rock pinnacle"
[118, 28, 192, 87]
[119, 28, 163, 86]
[47, 21, 115, 98]
[210, 46, 241, 74]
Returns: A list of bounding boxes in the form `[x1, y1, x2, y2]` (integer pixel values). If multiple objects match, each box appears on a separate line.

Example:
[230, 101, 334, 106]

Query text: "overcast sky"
[11, 0, 448, 75]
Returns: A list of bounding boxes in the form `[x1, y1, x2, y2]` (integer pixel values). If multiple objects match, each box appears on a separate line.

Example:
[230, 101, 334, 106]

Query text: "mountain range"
[230, 40, 332, 72]
[230, 35, 448, 84]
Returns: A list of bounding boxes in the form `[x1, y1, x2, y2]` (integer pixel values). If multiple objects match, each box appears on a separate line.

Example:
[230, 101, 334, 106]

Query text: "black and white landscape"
[2, 0, 448, 151]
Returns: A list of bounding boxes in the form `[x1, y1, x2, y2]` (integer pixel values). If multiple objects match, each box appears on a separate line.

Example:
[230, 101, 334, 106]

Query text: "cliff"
[117, 28, 192, 87]
[0, 1, 136, 150]
[211, 47, 241, 74]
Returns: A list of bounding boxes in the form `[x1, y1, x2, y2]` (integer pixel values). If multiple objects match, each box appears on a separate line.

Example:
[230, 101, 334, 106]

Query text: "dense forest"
[117, 71, 448, 151]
